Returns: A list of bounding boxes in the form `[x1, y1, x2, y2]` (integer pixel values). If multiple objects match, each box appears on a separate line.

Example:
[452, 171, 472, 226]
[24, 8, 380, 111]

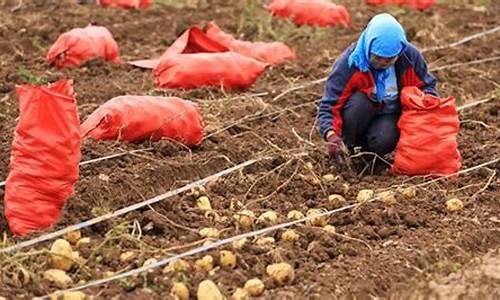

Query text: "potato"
[281, 230, 299, 242]
[287, 210, 305, 220]
[244, 278, 265, 296]
[63, 230, 81, 245]
[232, 238, 248, 250]
[257, 211, 278, 224]
[143, 258, 158, 267]
[49, 291, 86, 300]
[220, 250, 237, 269]
[231, 288, 249, 300]
[323, 225, 336, 234]
[377, 191, 397, 205]
[197, 196, 212, 211]
[341, 183, 350, 194]
[304, 162, 314, 171]
[120, 251, 135, 263]
[446, 198, 464, 212]
[328, 194, 346, 205]
[50, 239, 74, 271]
[43, 269, 73, 289]
[356, 189, 374, 203]
[199, 227, 220, 238]
[322, 174, 337, 182]
[163, 259, 190, 274]
[197, 280, 224, 300]
[306, 209, 328, 227]
[235, 210, 255, 229]
[401, 186, 417, 198]
[195, 255, 214, 272]
[256, 237, 275, 246]
[266, 263, 295, 286]
[76, 237, 91, 248]
[171, 282, 190, 300]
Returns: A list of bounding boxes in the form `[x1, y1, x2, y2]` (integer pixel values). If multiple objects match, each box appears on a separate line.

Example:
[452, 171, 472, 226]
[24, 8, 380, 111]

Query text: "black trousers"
[341, 92, 400, 156]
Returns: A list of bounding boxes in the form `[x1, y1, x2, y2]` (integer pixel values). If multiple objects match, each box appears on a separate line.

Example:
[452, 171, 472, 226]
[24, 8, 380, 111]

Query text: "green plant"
[17, 66, 47, 84]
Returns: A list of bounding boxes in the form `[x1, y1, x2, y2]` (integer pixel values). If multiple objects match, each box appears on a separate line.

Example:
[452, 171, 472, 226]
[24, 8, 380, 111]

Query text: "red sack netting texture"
[4, 80, 81, 236]
[47, 25, 121, 68]
[81, 96, 204, 146]
[392, 86, 461, 177]
[267, 0, 350, 28]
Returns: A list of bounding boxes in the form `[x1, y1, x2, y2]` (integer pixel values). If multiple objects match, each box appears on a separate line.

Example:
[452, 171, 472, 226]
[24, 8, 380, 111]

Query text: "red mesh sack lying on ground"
[152, 27, 268, 90]
[98, 0, 152, 9]
[4, 80, 81, 236]
[365, 0, 436, 10]
[205, 22, 296, 65]
[47, 25, 121, 68]
[267, 0, 350, 28]
[81, 96, 204, 145]
[391, 86, 461, 177]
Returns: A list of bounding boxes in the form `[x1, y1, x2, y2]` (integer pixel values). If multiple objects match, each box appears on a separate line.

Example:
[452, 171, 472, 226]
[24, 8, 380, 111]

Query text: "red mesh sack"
[267, 0, 350, 28]
[152, 27, 268, 90]
[47, 25, 121, 68]
[154, 52, 267, 90]
[81, 96, 204, 146]
[205, 22, 296, 65]
[129, 26, 229, 69]
[391, 86, 461, 177]
[365, 0, 436, 10]
[4, 80, 81, 236]
[98, 0, 152, 9]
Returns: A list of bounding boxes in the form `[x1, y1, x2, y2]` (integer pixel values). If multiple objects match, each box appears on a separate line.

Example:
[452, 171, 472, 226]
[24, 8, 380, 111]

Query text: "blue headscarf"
[348, 13, 408, 101]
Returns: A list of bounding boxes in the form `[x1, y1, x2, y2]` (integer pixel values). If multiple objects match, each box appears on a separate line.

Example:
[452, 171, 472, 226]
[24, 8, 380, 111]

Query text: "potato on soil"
[63, 230, 81, 245]
[43, 269, 73, 289]
[244, 278, 265, 296]
[356, 189, 374, 203]
[257, 211, 279, 224]
[50, 239, 74, 271]
[232, 238, 248, 250]
[235, 210, 255, 229]
[49, 291, 86, 300]
[195, 255, 214, 272]
[231, 288, 249, 300]
[171, 282, 190, 300]
[281, 229, 299, 242]
[401, 186, 417, 198]
[256, 237, 275, 246]
[287, 210, 305, 220]
[220, 250, 237, 269]
[197, 196, 212, 211]
[328, 194, 346, 205]
[199, 227, 220, 238]
[446, 198, 464, 212]
[266, 263, 295, 286]
[197, 280, 224, 300]
[377, 191, 397, 205]
[306, 209, 328, 227]
[323, 225, 336, 234]
[163, 259, 190, 274]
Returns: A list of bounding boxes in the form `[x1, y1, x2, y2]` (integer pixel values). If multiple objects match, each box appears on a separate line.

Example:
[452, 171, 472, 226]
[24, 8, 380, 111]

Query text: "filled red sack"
[98, 0, 152, 9]
[365, 0, 435, 10]
[81, 96, 204, 145]
[47, 25, 121, 68]
[205, 22, 296, 65]
[4, 80, 81, 236]
[391, 87, 461, 177]
[267, 0, 350, 28]
[152, 27, 268, 90]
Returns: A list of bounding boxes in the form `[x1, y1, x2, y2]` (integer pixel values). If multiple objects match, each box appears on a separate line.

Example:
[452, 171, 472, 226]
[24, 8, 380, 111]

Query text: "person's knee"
[365, 129, 399, 155]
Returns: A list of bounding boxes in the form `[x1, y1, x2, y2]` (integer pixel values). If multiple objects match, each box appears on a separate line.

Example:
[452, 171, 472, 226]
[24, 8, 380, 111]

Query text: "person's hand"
[326, 131, 349, 164]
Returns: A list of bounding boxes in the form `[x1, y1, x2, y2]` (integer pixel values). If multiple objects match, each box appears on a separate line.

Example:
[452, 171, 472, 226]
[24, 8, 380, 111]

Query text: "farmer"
[317, 13, 438, 169]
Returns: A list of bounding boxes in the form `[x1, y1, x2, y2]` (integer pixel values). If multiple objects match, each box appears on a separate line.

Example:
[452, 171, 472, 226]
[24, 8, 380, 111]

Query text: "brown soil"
[0, 0, 499, 299]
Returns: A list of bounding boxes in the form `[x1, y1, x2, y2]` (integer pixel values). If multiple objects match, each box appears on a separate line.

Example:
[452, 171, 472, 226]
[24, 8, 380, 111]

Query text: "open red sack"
[47, 25, 121, 68]
[129, 26, 229, 69]
[81, 96, 204, 145]
[152, 27, 268, 90]
[98, 0, 152, 9]
[205, 22, 296, 65]
[4, 80, 81, 236]
[365, 0, 435, 10]
[391, 86, 461, 177]
[267, 0, 350, 28]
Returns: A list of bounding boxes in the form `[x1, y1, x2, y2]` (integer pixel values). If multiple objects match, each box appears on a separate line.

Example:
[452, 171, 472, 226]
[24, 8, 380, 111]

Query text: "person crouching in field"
[317, 13, 439, 172]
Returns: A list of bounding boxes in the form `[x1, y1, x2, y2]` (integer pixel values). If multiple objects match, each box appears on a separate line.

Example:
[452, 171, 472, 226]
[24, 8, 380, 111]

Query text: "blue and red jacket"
[317, 42, 438, 139]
